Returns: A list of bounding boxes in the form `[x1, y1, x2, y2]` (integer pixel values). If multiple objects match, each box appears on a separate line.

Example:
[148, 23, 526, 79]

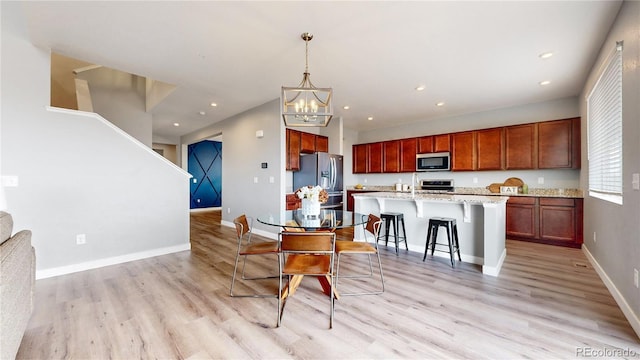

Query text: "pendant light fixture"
[281, 32, 333, 127]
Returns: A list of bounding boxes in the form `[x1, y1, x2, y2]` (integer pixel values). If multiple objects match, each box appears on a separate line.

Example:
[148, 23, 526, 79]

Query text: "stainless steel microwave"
[416, 152, 450, 171]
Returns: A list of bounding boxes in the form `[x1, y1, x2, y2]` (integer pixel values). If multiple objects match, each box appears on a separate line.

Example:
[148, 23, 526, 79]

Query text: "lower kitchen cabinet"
[505, 197, 537, 238]
[506, 196, 583, 248]
[286, 193, 301, 210]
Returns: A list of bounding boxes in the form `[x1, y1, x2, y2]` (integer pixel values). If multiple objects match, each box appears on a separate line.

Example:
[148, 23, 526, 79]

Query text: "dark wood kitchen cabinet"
[353, 144, 368, 174]
[300, 131, 316, 153]
[315, 135, 329, 152]
[537, 118, 580, 169]
[451, 131, 476, 171]
[286, 129, 301, 171]
[383, 140, 400, 173]
[507, 196, 583, 248]
[350, 117, 580, 174]
[400, 138, 417, 172]
[287, 130, 329, 171]
[417, 136, 434, 153]
[434, 134, 451, 152]
[506, 197, 538, 239]
[476, 127, 504, 170]
[539, 198, 583, 245]
[505, 123, 537, 169]
[367, 142, 383, 173]
[286, 193, 301, 210]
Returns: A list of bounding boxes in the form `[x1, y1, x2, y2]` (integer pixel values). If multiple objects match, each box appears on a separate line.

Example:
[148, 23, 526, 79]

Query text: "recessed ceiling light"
[415, 85, 425, 91]
[436, 102, 445, 107]
[539, 52, 553, 59]
[199, 111, 206, 115]
[173, 123, 180, 127]
[343, 105, 350, 110]
[210, 102, 217, 107]
[539, 80, 551, 86]
[367, 117, 374, 121]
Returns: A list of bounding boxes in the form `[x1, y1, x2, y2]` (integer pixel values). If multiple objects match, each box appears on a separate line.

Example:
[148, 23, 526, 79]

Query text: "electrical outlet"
[364, 179, 367, 183]
[537, 177, 544, 184]
[634, 269, 639, 288]
[253, 177, 258, 183]
[227, 208, 231, 214]
[76, 234, 86, 245]
[473, 177, 478, 184]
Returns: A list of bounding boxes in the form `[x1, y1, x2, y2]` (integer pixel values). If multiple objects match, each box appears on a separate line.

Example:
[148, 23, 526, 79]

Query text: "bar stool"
[422, 217, 461, 267]
[377, 212, 408, 255]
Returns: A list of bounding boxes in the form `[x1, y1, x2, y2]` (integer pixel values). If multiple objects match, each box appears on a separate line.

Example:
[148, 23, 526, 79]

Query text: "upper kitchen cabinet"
[367, 142, 383, 173]
[287, 129, 330, 171]
[505, 123, 537, 169]
[300, 131, 316, 153]
[434, 134, 451, 152]
[451, 131, 476, 171]
[418, 134, 450, 153]
[537, 117, 581, 169]
[352, 144, 368, 174]
[417, 136, 434, 153]
[383, 140, 401, 173]
[315, 135, 329, 152]
[400, 138, 417, 172]
[476, 127, 504, 170]
[286, 129, 301, 171]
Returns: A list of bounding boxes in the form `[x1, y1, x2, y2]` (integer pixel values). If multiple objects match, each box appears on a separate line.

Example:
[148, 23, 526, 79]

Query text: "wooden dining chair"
[334, 213, 385, 296]
[278, 231, 336, 329]
[230, 214, 280, 298]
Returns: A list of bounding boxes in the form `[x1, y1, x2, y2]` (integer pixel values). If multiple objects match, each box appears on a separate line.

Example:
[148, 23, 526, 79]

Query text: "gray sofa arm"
[1, 227, 35, 360]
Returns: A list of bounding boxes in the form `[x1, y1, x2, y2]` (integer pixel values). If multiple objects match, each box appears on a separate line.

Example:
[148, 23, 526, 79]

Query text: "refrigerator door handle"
[331, 157, 337, 190]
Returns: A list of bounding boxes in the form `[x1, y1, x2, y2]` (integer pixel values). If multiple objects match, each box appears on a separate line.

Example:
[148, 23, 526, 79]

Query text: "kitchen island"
[352, 191, 509, 276]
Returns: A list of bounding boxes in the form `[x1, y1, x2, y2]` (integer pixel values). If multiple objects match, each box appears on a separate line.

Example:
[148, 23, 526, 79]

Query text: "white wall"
[1, 2, 191, 277]
[344, 97, 581, 190]
[79, 68, 153, 147]
[580, 0, 640, 335]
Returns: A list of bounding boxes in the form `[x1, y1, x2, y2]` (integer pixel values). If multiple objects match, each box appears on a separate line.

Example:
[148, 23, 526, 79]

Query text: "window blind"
[587, 42, 623, 204]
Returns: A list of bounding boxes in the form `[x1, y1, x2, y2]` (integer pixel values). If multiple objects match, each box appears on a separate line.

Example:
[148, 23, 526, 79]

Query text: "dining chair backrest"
[363, 214, 382, 241]
[234, 214, 251, 240]
[280, 232, 335, 253]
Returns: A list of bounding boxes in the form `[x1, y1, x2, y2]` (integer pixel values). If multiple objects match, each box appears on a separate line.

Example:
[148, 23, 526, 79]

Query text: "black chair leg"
[423, 222, 433, 261]
[393, 218, 399, 255]
[400, 218, 408, 251]
[445, 223, 454, 267]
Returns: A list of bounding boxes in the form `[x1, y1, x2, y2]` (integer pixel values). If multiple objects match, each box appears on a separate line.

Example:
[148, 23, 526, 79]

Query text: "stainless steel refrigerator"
[293, 152, 344, 210]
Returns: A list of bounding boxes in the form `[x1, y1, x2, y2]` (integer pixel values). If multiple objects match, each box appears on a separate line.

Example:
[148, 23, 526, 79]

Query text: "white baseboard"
[482, 248, 507, 277]
[36, 243, 191, 280]
[582, 245, 640, 339]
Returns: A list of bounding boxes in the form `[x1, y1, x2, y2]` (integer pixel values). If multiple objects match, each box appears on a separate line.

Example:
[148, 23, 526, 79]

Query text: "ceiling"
[22, 1, 622, 139]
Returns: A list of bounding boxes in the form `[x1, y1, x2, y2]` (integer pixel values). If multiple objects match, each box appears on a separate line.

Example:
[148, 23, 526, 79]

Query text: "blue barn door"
[188, 140, 222, 209]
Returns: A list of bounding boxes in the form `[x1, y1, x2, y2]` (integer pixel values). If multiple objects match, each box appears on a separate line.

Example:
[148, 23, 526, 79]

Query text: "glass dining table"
[256, 209, 367, 231]
[256, 209, 367, 301]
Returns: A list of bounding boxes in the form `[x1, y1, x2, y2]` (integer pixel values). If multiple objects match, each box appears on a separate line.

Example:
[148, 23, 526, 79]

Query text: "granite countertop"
[347, 186, 583, 198]
[352, 190, 509, 204]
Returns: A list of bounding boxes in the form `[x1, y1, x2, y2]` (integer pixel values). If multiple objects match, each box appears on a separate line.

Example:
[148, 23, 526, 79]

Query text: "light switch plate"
[632, 173, 639, 190]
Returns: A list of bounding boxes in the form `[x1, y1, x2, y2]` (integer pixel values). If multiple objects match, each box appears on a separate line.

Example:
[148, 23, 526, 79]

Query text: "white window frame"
[587, 41, 623, 205]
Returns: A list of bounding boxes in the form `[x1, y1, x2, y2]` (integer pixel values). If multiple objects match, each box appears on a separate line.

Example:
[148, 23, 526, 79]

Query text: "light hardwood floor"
[17, 210, 640, 359]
